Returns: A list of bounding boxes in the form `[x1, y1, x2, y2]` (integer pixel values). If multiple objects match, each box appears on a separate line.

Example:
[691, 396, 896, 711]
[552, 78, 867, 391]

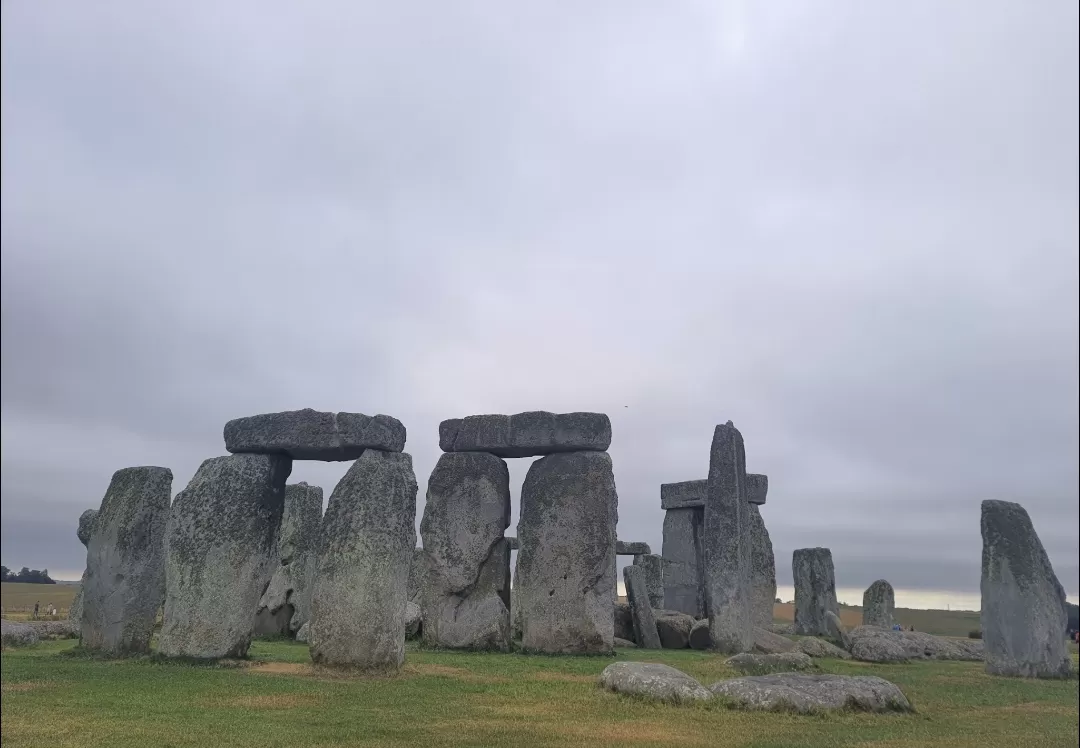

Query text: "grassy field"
[772, 603, 982, 638]
[1, 582, 78, 619]
[2, 639, 1076, 748]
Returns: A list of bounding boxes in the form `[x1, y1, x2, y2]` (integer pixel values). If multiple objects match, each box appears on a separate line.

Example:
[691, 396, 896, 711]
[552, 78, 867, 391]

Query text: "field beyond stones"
[2, 639, 1076, 748]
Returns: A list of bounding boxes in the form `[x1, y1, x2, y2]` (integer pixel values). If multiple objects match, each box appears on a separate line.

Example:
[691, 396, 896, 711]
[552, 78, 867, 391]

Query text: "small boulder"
[614, 637, 638, 648]
[796, 637, 852, 660]
[753, 627, 796, 654]
[769, 623, 795, 635]
[599, 662, 712, 704]
[404, 601, 422, 640]
[1, 620, 40, 648]
[656, 612, 695, 649]
[613, 602, 635, 643]
[295, 622, 310, 643]
[726, 652, 816, 675]
[847, 626, 983, 663]
[708, 673, 913, 713]
[689, 619, 712, 650]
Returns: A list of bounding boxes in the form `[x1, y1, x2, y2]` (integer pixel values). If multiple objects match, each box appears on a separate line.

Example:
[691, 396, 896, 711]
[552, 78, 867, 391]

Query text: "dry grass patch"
[246, 661, 312, 676]
[404, 662, 509, 684]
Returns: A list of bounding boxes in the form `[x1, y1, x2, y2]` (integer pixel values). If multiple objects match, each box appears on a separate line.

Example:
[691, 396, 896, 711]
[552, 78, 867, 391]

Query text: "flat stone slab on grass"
[752, 627, 797, 654]
[225, 409, 406, 460]
[796, 637, 852, 659]
[726, 652, 816, 675]
[599, 662, 712, 704]
[847, 626, 983, 663]
[439, 411, 611, 458]
[708, 673, 913, 714]
[1, 620, 40, 648]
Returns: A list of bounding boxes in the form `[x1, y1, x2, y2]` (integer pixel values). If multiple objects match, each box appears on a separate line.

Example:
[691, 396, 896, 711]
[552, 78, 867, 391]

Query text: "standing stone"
[81, 467, 172, 654]
[420, 452, 512, 651]
[160, 454, 290, 659]
[510, 550, 522, 640]
[407, 547, 425, 604]
[624, 565, 661, 649]
[980, 500, 1072, 679]
[68, 509, 98, 624]
[439, 411, 611, 458]
[634, 554, 666, 610]
[793, 548, 839, 637]
[309, 450, 417, 670]
[662, 507, 705, 617]
[862, 580, 895, 629]
[704, 421, 753, 653]
[224, 409, 406, 460]
[748, 505, 776, 629]
[255, 483, 323, 636]
[517, 451, 617, 654]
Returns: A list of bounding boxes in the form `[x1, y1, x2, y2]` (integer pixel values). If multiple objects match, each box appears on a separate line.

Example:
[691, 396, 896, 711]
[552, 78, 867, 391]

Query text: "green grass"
[2, 640, 1077, 748]
[1, 582, 78, 619]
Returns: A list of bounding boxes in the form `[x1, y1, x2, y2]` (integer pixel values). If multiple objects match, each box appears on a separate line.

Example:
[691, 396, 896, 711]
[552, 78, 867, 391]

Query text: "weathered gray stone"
[746, 473, 768, 505]
[505, 536, 519, 551]
[753, 627, 796, 654]
[656, 611, 694, 649]
[769, 622, 795, 635]
[624, 565, 662, 649]
[161, 455, 290, 659]
[708, 673, 912, 713]
[614, 637, 637, 648]
[404, 601, 422, 639]
[2, 620, 40, 647]
[510, 551, 522, 640]
[662, 507, 705, 617]
[847, 625, 984, 663]
[862, 580, 895, 629]
[633, 554, 665, 609]
[824, 610, 851, 651]
[82, 466, 172, 654]
[77, 508, 99, 546]
[613, 601, 635, 642]
[704, 421, 752, 653]
[69, 508, 99, 624]
[689, 619, 712, 650]
[407, 547, 425, 603]
[309, 450, 417, 671]
[616, 540, 651, 556]
[726, 651, 815, 675]
[439, 411, 611, 458]
[224, 409, 406, 460]
[793, 548, 838, 636]
[517, 451, 617, 654]
[796, 637, 852, 660]
[23, 620, 79, 640]
[256, 482, 322, 636]
[420, 452, 511, 651]
[295, 622, 310, 643]
[660, 479, 707, 510]
[747, 505, 776, 630]
[980, 499, 1072, 679]
[599, 662, 712, 704]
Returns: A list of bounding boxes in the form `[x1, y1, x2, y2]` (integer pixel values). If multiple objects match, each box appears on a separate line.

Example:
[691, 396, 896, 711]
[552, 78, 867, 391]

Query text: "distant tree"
[0, 565, 9, 582]
[1066, 602, 1079, 633]
[6, 567, 56, 584]
[774, 597, 782, 603]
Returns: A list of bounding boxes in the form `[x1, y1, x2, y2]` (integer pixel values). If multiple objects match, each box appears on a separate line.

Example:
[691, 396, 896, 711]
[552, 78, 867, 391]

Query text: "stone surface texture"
[753, 627, 797, 654]
[689, 619, 712, 650]
[255, 482, 323, 636]
[847, 626, 984, 663]
[309, 450, 417, 671]
[160, 455, 290, 659]
[420, 452, 512, 651]
[633, 554, 666, 609]
[726, 652, 816, 675]
[745, 473, 769, 505]
[862, 580, 895, 629]
[614, 601, 635, 643]
[439, 411, 611, 458]
[747, 504, 776, 630]
[662, 507, 705, 617]
[656, 612, 695, 649]
[614, 637, 637, 648]
[69, 508, 99, 624]
[797, 637, 852, 660]
[793, 547, 839, 636]
[616, 540, 651, 555]
[82, 466, 172, 654]
[404, 601, 422, 639]
[660, 480, 707, 510]
[704, 421, 753, 653]
[980, 499, 1072, 679]
[295, 622, 310, 643]
[224, 409, 406, 461]
[708, 674, 912, 714]
[2, 620, 40, 648]
[599, 662, 712, 704]
[824, 610, 852, 651]
[624, 565, 662, 649]
[517, 451, 617, 654]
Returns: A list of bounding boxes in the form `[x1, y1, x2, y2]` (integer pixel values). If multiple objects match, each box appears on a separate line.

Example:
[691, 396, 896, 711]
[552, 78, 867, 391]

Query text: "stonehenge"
[68, 508, 98, 624]
[254, 482, 323, 636]
[439, 411, 611, 457]
[81, 467, 172, 654]
[862, 580, 895, 629]
[793, 548, 839, 637]
[633, 553, 665, 609]
[980, 500, 1072, 679]
[623, 565, 661, 649]
[224, 409, 406, 460]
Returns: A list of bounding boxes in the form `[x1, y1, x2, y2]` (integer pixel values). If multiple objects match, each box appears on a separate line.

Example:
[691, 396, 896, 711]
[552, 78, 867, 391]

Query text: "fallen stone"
[825, 610, 851, 651]
[616, 540, 651, 556]
[847, 626, 984, 663]
[660, 479, 707, 510]
[726, 652, 816, 675]
[689, 619, 712, 650]
[82, 466, 172, 654]
[981, 500, 1073, 679]
[256, 482, 323, 636]
[661, 507, 705, 618]
[708, 673, 913, 714]
[614, 601, 635, 643]
[404, 601, 422, 639]
[309, 450, 417, 671]
[599, 662, 712, 704]
[420, 452, 512, 651]
[862, 580, 895, 629]
[160, 455, 290, 659]
[656, 611, 695, 649]
[753, 627, 796, 654]
[747, 504, 776, 630]
[704, 421, 753, 653]
[633, 554, 665, 609]
[24, 620, 79, 640]
[439, 411, 611, 458]
[224, 409, 406, 461]
[745, 473, 768, 505]
[614, 637, 638, 648]
[793, 547, 838, 636]
[1, 620, 39, 648]
[69, 508, 98, 624]
[295, 622, 310, 643]
[769, 623, 795, 635]
[517, 451, 617, 654]
[624, 565, 662, 649]
[796, 637, 852, 659]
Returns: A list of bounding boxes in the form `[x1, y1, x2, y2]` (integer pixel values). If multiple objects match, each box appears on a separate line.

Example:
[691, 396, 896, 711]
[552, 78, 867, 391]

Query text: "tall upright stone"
[980, 500, 1072, 679]
[68, 509, 98, 624]
[160, 454, 290, 659]
[309, 450, 418, 671]
[517, 451, 617, 654]
[862, 580, 895, 629]
[704, 421, 753, 653]
[81, 467, 172, 654]
[420, 452, 512, 651]
[255, 482, 323, 636]
[747, 505, 776, 629]
[662, 516, 705, 617]
[634, 553, 666, 609]
[623, 565, 661, 649]
[793, 548, 838, 637]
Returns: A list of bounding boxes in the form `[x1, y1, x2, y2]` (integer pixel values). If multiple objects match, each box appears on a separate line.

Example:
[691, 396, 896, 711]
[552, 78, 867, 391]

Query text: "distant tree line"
[0, 566, 57, 584]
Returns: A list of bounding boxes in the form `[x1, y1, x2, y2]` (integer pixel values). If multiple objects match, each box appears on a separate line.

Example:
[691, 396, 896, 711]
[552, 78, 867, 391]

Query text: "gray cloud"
[2, 1, 1077, 602]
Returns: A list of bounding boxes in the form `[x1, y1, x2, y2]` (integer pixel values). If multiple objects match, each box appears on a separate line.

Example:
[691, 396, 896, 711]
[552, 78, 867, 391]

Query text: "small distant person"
[33, 601, 40, 620]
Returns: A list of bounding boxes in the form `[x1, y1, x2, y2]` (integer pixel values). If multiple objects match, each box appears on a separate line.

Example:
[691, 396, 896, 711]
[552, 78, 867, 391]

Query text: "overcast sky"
[2, 2, 1077, 607]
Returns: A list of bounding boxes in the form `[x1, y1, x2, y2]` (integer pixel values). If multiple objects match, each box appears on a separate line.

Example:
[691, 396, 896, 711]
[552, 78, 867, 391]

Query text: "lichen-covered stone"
[420, 452, 511, 651]
[160, 454, 291, 659]
[407, 547, 425, 603]
[616, 540, 651, 556]
[599, 662, 712, 704]
[862, 580, 895, 629]
[747, 505, 776, 630]
[77, 508, 98, 546]
[614, 601, 635, 642]
[309, 450, 417, 671]
[82, 466, 172, 654]
[689, 619, 712, 650]
[745, 473, 768, 505]
[224, 409, 406, 460]
[753, 626, 796, 654]
[255, 482, 323, 636]
[726, 651, 815, 675]
[624, 565, 662, 649]
[708, 673, 912, 713]
[796, 636, 852, 660]
[69, 509, 98, 624]
[404, 601, 422, 639]
[704, 421, 752, 653]
[660, 479, 706, 510]
[793, 548, 838, 636]
[824, 610, 851, 650]
[656, 611, 695, 649]
[439, 411, 611, 458]
[295, 622, 310, 643]
[517, 451, 617, 654]
[846, 625, 983, 663]
[980, 500, 1072, 679]
[662, 507, 705, 617]
[614, 637, 637, 648]
[2, 620, 40, 648]
[633, 554, 665, 609]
